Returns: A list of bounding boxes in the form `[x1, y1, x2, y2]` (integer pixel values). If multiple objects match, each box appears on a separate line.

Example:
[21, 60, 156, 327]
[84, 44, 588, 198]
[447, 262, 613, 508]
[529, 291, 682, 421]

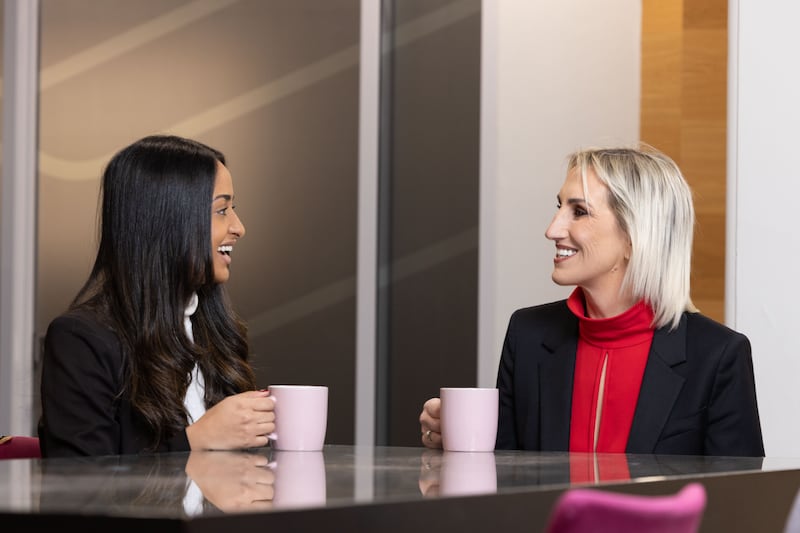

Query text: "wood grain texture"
[641, 0, 727, 323]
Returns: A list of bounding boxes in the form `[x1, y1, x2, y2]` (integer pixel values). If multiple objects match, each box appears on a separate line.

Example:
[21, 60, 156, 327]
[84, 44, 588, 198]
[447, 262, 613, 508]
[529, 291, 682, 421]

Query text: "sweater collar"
[566, 287, 654, 347]
[184, 293, 199, 343]
[185, 292, 199, 318]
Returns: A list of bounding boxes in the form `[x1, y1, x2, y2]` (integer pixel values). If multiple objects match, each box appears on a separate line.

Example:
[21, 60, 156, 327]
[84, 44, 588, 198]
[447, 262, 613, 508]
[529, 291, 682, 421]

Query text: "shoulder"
[41, 309, 127, 405]
[509, 299, 572, 326]
[682, 311, 750, 346]
[666, 312, 753, 368]
[504, 299, 575, 344]
[48, 308, 114, 335]
[45, 308, 121, 356]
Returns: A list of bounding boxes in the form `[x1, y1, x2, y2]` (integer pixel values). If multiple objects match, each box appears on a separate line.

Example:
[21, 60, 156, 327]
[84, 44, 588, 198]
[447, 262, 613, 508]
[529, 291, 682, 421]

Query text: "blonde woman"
[420, 146, 764, 457]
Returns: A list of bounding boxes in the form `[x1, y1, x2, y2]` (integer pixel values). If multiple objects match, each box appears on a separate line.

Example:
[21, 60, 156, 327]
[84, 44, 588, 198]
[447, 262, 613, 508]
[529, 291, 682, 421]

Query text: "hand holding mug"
[419, 397, 442, 449]
[186, 390, 276, 451]
[420, 388, 499, 451]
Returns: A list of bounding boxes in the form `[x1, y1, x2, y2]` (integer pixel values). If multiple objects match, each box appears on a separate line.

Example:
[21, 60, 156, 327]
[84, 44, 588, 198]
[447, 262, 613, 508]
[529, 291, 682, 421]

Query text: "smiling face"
[544, 166, 631, 304]
[210, 161, 245, 284]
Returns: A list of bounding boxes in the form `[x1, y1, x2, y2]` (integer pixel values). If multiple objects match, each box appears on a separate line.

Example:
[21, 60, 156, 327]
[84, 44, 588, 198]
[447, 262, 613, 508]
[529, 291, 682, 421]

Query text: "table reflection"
[184, 449, 329, 512]
[418, 448, 766, 497]
[2, 445, 770, 520]
[269, 451, 326, 508]
[31, 449, 278, 516]
[0, 446, 788, 532]
[419, 450, 497, 497]
[568, 452, 633, 484]
[184, 450, 274, 513]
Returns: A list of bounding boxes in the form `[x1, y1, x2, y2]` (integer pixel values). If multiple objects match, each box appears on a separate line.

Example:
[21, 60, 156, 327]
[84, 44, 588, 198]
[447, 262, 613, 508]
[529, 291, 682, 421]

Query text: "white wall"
[728, 0, 800, 457]
[478, 0, 642, 386]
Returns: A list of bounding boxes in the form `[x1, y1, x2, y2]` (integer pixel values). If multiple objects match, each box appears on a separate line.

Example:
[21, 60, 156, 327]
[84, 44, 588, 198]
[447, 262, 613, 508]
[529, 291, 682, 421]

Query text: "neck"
[581, 286, 636, 319]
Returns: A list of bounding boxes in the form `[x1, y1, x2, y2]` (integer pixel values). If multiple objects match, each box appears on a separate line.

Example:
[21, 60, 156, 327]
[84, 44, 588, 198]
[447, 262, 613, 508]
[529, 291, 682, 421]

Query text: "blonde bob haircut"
[567, 145, 698, 330]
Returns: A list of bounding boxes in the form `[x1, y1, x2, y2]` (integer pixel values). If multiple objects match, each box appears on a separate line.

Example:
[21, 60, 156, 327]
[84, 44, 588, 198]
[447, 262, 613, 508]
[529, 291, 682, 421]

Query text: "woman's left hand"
[186, 390, 276, 450]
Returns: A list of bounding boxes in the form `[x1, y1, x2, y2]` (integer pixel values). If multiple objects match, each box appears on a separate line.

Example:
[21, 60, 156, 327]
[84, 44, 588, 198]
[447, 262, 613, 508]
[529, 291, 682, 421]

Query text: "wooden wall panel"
[641, 0, 727, 322]
[640, 1, 682, 159]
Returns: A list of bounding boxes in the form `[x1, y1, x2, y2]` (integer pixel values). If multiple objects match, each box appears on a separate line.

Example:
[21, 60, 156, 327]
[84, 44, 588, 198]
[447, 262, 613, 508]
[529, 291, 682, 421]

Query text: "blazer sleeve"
[705, 332, 765, 456]
[495, 311, 519, 450]
[39, 313, 125, 457]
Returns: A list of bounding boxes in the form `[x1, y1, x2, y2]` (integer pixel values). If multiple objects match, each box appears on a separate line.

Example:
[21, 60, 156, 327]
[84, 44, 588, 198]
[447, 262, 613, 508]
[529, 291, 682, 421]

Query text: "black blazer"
[495, 300, 765, 457]
[38, 310, 191, 457]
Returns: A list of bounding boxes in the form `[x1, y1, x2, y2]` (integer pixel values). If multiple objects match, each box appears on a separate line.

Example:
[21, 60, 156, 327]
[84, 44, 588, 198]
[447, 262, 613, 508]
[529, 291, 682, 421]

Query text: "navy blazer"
[495, 300, 765, 457]
[39, 310, 191, 457]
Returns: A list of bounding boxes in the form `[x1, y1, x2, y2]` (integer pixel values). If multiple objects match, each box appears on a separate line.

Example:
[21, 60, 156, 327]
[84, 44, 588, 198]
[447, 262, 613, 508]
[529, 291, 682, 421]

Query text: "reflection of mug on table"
[269, 451, 326, 509]
[440, 451, 497, 496]
[184, 450, 275, 513]
[268, 385, 328, 451]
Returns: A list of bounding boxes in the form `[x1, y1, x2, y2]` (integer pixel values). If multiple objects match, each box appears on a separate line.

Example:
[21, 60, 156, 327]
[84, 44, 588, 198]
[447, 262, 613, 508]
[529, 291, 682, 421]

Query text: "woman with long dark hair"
[39, 135, 274, 457]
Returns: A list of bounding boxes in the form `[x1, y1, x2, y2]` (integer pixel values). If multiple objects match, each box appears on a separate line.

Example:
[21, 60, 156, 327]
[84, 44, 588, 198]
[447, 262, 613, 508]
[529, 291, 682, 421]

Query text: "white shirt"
[182, 293, 207, 514]
[182, 293, 206, 424]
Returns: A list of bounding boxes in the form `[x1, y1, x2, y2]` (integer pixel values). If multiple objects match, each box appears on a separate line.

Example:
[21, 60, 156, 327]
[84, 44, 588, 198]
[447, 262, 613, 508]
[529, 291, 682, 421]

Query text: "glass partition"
[35, 0, 481, 447]
[379, 0, 481, 445]
[36, 0, 360, 444]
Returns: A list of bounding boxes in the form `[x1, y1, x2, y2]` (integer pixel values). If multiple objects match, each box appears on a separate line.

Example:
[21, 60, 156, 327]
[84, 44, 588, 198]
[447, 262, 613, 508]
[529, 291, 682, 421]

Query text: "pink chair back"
[545, 482, 707, 533]
[0, 436, 42, 460]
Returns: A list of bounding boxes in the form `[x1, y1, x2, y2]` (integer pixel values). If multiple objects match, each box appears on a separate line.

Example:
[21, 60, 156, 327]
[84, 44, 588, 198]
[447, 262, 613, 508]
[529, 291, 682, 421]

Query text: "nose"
[230, 209, 246, 238]
[544, 210, 566, 241]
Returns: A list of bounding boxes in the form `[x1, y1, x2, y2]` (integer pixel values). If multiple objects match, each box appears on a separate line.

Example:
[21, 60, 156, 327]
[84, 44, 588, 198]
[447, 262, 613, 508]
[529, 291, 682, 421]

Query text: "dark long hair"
[72, 135, 255, 450]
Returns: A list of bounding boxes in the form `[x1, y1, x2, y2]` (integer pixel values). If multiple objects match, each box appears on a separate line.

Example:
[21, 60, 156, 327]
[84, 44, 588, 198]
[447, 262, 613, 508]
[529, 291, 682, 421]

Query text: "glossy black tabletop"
[1, 446, 799, 532]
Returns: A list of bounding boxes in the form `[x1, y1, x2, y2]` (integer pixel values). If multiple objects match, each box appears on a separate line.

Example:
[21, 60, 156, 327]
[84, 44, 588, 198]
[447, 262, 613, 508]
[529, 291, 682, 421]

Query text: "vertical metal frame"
[0, 0, 40, 435]
[373, 0, 394, 447]
[356, 0, 381, 449]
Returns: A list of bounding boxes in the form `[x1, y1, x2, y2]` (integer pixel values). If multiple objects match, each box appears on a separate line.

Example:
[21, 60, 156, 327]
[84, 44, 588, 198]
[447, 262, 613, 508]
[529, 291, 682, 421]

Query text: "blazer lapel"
[540, 319, 578, 451]
[626, 314, 688, 453]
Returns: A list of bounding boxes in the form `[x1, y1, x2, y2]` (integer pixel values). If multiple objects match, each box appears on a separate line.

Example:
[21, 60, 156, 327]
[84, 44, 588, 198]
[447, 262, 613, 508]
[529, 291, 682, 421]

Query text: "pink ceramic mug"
[268, 385, 328, 451]
[440, 387, 498, 452]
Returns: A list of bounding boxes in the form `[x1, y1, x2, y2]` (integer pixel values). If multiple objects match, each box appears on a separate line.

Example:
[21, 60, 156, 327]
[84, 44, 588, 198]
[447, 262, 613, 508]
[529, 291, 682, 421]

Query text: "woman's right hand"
[186, 390, 276, 451]
[419, 397, 442, 449]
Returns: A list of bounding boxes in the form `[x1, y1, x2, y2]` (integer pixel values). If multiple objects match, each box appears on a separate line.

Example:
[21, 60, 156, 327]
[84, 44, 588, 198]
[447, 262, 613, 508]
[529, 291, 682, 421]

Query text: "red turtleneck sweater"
[567, 288, 655, 454]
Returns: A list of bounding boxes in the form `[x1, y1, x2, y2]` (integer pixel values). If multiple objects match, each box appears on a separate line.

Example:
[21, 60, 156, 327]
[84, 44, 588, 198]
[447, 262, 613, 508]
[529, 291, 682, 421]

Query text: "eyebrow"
[557, 195, 588, 205]
[212, 194, 232, 202]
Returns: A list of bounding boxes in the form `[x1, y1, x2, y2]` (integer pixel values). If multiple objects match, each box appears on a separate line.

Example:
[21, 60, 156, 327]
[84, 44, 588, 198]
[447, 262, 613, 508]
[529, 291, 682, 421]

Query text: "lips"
[555, 247, 577, 259]
[217, 244, 233, 266]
